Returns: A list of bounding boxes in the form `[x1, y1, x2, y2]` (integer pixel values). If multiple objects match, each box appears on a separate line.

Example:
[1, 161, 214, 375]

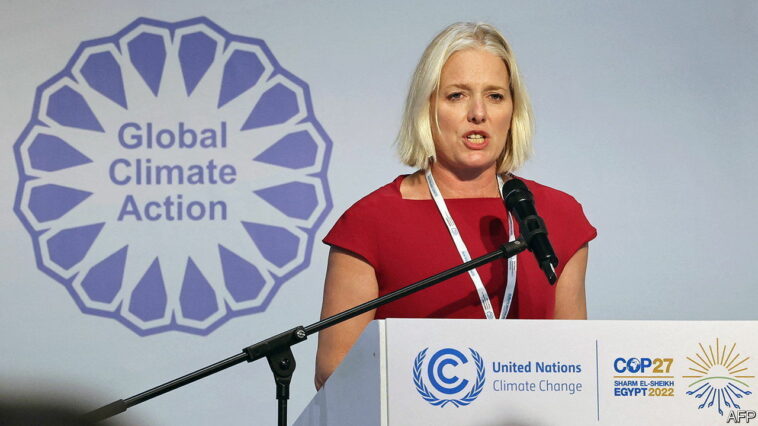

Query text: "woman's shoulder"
[518, 177, 581, 205]
[515, 176, 597, 263]
[324, 175, 410, 258]
[515, 176, 590, 221]
[345, 175, 406, 210]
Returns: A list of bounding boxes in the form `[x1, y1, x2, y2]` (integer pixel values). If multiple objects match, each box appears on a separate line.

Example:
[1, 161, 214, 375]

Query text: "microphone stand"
[84, 238, 528, 426]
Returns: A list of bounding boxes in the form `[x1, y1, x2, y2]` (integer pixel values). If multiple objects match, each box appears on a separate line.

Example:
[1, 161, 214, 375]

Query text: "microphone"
[502, 178, 559, 285]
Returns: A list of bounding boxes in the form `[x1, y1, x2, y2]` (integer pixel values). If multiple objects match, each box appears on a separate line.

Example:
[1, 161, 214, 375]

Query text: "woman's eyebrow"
[441, 83, 508, 91]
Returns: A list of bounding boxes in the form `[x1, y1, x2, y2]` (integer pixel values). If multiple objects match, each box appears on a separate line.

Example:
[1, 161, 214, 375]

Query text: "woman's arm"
[314, 246, 379, 389]
[553, 244, 589, 319]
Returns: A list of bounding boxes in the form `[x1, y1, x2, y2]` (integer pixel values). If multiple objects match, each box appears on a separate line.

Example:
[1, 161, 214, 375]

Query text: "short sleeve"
[556, 196, 597, 276]
[323, 196, 382, 269]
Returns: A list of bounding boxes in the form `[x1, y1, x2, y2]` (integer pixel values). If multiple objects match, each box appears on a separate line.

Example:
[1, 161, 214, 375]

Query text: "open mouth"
[463, 131, 490, 149]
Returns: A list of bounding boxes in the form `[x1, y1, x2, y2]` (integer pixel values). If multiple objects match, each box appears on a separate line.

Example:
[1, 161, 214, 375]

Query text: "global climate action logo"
[413, 347, 485, 407]
[13, 17, 332, 335]
[683, 339, 753, 417]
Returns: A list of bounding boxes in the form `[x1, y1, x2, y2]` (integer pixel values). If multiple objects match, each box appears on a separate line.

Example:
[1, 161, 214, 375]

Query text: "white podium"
[294, 319, 757, 426]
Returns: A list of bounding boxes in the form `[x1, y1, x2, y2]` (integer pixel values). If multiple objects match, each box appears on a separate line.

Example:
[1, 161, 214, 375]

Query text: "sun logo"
[683, 338, 754, 415]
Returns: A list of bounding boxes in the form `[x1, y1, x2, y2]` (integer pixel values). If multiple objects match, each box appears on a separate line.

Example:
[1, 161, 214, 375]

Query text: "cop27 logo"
[13, 17, 332, 335]
[413, 347, 485, 407]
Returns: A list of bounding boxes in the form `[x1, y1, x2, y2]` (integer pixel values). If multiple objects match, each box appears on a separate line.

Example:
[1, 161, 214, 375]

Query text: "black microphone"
[502, 178, 559, 285]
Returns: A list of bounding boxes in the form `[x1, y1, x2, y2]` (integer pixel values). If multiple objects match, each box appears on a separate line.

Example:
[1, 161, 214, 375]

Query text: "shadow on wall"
[0, 398, 129, 426]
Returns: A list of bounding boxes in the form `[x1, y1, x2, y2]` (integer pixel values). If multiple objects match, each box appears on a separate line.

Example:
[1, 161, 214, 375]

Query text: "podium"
[294, 319, 758, 426]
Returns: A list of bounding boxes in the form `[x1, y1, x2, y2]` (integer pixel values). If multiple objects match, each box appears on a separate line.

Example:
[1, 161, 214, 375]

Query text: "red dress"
[323, 175, 597, 319]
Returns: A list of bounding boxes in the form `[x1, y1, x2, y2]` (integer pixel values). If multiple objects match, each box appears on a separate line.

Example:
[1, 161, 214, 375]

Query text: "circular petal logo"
[13, 17, 332, 335]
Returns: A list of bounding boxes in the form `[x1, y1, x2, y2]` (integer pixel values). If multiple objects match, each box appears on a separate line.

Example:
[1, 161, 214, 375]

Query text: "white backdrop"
[1, 1, 756, 424]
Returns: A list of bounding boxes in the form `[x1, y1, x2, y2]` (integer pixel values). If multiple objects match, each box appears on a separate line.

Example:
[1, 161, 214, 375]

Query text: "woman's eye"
[489, 93, 505, 101]
[446, 92, 463, 101]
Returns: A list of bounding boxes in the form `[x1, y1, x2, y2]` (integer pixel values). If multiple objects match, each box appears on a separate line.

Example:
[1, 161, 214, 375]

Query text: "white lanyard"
[425, 170, 517, 319]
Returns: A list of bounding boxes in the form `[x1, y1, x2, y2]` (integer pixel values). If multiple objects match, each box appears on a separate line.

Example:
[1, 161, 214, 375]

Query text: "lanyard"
[425, 170, 517, 319]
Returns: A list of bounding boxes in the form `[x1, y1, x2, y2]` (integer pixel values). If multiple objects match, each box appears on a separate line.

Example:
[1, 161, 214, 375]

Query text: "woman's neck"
[428, 163, 501, 199]
[400, 163, 505, 200]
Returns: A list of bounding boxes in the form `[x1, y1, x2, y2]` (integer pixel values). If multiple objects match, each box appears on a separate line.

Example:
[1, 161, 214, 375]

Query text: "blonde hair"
[396, 22, 534, 173]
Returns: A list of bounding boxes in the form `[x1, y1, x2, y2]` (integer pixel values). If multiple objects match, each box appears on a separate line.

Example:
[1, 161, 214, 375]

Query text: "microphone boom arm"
[84, 238, 529, 425]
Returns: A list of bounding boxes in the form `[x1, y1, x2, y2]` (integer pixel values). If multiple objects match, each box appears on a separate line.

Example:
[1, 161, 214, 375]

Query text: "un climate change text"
[111, 122, 233, 222]
[490, 360, 584, 395]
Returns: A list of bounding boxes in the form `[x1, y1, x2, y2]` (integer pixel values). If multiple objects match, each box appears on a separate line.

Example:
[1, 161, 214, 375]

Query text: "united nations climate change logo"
[13, 17, 332, 335]
[684, 339, 753, 416]
[413, 347, 485, 407]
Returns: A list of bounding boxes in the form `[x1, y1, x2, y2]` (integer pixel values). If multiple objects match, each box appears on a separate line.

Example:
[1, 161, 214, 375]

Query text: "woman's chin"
[436, 160, 497, 179]
[457, 155, 498, 172]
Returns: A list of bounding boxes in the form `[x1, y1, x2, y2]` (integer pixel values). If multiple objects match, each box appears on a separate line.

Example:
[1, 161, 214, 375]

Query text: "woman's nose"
[468, 97, 486, 124]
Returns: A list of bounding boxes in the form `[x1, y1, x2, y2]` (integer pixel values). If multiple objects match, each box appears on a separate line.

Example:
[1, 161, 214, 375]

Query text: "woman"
[315, 22, 596, 389]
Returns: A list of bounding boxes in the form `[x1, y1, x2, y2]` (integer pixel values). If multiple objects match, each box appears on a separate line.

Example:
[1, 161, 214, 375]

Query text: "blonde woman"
[315, 22, 596, 389]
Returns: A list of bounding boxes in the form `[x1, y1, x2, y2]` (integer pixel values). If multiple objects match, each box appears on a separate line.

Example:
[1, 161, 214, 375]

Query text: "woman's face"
[431, 48, 513, 176]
